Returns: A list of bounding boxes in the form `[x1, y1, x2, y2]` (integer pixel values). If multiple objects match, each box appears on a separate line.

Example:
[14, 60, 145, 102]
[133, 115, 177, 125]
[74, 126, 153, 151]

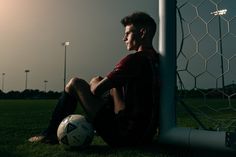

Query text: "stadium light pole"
[211, 9, 227, 92]
[25, 70, 30, 90]
[62, 41, 70, 91]
[2, 73, 5, 92]
[44, 80, 48, 93]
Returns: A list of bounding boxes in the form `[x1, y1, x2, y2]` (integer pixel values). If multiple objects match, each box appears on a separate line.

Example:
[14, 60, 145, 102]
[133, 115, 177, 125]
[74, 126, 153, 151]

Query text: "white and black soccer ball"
[57, 114, 94, 148]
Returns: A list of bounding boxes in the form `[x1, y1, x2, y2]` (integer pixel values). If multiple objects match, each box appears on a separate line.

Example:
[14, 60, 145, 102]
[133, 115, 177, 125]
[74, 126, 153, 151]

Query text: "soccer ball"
[57, 114, 94, 148]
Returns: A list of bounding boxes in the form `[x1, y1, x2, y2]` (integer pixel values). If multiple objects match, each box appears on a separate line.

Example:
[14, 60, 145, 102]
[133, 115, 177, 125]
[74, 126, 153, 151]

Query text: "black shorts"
[92, 103, 129, 147]
[93, 104, 155, 147]
[92, 93, 157, 147]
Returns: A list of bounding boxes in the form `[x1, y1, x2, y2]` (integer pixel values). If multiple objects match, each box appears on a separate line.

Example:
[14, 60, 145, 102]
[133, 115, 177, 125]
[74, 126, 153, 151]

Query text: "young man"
[29, 12, 160, 147]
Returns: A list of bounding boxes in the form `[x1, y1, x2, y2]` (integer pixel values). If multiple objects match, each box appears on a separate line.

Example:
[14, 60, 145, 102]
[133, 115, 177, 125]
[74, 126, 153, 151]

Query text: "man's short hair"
[121, 12, 156, 39]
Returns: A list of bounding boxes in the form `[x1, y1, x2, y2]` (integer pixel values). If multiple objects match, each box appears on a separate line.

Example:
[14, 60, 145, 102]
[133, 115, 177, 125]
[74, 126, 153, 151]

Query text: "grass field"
[0, 99, 169, 157]
[0, 99, 235, 157]
[176, 98, 236, 131]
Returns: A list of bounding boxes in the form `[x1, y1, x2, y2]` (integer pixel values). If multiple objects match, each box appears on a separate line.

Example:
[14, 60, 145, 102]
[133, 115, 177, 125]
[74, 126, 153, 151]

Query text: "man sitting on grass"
[29, 11, 160, 147]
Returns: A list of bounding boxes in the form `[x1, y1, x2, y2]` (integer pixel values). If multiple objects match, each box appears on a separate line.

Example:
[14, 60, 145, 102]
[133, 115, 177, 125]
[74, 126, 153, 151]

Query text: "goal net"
[176, 0, 236, 132]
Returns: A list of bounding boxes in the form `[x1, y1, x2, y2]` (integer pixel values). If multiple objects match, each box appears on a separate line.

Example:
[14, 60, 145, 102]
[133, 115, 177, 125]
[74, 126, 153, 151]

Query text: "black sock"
[46, 92, 77, 135]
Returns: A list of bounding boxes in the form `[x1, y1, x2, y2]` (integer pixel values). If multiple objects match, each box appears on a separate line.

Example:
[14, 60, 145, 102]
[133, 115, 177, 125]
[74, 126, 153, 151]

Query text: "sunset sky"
[0, 0, 158, 92]
[0, 0, 235, 92]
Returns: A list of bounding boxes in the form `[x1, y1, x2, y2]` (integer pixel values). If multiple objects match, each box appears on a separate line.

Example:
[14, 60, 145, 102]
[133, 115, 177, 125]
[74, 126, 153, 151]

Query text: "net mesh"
[176, 0, 236, 131]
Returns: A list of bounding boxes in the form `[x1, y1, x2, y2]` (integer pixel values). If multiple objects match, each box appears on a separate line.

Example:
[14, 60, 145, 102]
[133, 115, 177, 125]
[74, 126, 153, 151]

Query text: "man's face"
[123, 24, 141, 51]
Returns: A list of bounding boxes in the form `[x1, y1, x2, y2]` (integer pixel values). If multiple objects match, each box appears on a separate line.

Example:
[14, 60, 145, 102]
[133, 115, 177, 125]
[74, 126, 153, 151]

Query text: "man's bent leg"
[66, 77, 105, 123]
[29, 77, 106, 144]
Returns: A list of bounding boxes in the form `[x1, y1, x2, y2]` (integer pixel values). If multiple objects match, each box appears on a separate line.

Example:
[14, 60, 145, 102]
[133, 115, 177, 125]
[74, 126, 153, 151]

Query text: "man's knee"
[65, 77, 88, 93]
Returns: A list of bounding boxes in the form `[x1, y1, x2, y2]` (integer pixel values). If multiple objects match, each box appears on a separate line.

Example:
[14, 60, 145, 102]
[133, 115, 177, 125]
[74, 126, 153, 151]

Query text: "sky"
[0, 0, 158, 92]
[0, 0, 235, 92]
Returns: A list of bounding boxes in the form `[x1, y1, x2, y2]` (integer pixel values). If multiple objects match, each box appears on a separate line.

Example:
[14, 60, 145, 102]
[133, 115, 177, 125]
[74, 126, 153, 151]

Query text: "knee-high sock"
[47, 92, 77, 135]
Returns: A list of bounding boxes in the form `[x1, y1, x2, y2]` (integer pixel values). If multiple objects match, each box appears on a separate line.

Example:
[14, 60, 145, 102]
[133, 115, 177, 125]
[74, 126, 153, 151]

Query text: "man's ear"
[140, 28, 147, 39]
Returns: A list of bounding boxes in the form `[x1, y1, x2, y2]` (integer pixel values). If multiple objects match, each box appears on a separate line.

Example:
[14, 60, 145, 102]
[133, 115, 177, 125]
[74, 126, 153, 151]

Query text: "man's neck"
[137, 44, 154, 52]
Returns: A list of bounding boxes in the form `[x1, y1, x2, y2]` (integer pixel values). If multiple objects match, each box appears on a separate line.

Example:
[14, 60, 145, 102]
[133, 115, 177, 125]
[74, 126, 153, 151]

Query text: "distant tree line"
[0, 83, 235, 99]
[0, 89, 61, 99]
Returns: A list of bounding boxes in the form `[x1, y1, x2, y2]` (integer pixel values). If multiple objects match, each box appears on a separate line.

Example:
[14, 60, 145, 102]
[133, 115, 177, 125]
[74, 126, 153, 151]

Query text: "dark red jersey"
[106, 49, 160, 143]
[94, 49, 159, 146]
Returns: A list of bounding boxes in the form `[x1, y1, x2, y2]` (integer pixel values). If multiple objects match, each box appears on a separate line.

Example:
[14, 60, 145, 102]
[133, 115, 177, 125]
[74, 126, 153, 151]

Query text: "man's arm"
[90, 76, 113, 96]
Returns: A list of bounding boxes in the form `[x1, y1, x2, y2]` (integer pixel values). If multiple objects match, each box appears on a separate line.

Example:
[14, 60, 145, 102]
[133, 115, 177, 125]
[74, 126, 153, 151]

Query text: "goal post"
[158, 0, 176, 133]
[157, 0, 236, 154]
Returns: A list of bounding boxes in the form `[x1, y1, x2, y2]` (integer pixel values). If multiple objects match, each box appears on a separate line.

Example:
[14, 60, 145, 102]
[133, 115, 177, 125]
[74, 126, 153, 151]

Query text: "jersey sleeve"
[106, 54, 137, 87]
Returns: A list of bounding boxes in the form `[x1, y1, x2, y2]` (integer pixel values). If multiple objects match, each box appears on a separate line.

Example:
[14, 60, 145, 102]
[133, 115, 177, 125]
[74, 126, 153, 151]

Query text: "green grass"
[176, 98, 236, 131]
[0, 99, 169, 157]
[1, 99, 235, 157]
